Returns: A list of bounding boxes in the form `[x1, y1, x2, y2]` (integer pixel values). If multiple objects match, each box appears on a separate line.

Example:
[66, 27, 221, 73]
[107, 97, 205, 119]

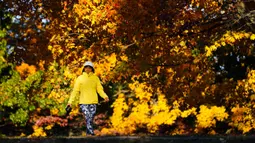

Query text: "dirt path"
[1, 136, 255, 143]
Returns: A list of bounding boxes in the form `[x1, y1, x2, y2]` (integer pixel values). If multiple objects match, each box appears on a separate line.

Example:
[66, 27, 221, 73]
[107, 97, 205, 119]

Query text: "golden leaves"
[45, 124, 54, 130]
[129, 81, 153, 101]
[196, 105, 228, 128]
[250, 34, 255, 40]
[238, 70, 255, 96]
[38, 60, 45, 70]
[50, 108, 59, 115]
[5, 0, 255, 137]
[181, 107, 197, 118]
[74, 0, 120, 30]
[109, 93, 129, 132]
[191, 0, 220, 11]
[205, 31, 255, 57]
[120, 55, 128, 62]
[47, 0, 121, 68]
[229, 105, 255, 133]
[30, 125, 47, 137]
[94, 53, 118, 82]
[101, 82, 202, 135]
[179, 41, 186, 47]
[63, 67, 75, 79]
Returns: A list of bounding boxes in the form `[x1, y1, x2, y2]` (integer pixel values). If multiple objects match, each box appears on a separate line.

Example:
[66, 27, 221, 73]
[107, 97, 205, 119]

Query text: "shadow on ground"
[1, 136, 255, 143]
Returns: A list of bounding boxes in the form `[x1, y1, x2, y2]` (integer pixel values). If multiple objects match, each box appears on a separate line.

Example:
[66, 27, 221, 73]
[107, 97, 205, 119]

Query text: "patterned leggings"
[79, 104, 97, 135]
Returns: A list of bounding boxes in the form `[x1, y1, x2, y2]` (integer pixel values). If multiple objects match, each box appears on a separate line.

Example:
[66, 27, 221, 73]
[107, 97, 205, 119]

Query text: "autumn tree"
[96, 0, 255, 135]
[1, 0, 255, 137]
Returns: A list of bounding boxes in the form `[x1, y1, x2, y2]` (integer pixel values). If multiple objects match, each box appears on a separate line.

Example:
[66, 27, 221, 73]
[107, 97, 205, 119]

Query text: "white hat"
[83, 61, 94, 68]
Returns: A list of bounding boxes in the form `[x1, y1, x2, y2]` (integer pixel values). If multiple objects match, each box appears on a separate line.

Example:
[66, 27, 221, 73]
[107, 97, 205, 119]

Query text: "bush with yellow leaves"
[196, 105, 228, 129]
[100, 80, 201, 135]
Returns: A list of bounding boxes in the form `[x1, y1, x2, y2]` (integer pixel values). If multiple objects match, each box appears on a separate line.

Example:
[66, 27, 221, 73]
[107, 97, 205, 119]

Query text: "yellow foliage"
[50, 108, 59, 115]
[196, 105, 228, 128]
[47, 90, 69, 113]
[94, 53, 119, 82]
[120, 55, 128, 62]
[180, 41, 186, 46]
[250, 34, 255, 40]
[205, 31, 254, 57]
[229, 71, 255, 134]
[229, 105, 255, 134]
[64, 67, 76, 79]
[107, 93, 129, 134]
[129, 81, 153, 101]
[70, 106, 80, 116]
[45, 124, 54, 130]
[74, 0, 119, 31]
[101, 81, 199, 135]
[181, 107, 197, 118]
[38, 60, 45, 70]
[20, 132, 26, 137]
[242, 70, 255, 94]
[30, 125, 46, 137]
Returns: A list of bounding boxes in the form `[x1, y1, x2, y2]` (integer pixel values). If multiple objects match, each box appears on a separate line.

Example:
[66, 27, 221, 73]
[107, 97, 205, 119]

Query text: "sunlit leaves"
[16, 62, 37, 78]
[0, 70, 43, 126]
[250, 34, 255, 40]
[2, 0, 255, 137]
[229, 105, 255, 134]
[47, 0, 121, 66]
[9, 109, 29, 126]
[100, 81, 193, 135]
[205, 31, 254, 57]
[196, 105, 228, 129]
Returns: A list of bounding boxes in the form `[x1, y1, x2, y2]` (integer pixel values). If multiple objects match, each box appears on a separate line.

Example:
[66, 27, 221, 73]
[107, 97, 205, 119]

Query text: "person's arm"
[67, 77, 80, 106]
[96, 77, 109, 101]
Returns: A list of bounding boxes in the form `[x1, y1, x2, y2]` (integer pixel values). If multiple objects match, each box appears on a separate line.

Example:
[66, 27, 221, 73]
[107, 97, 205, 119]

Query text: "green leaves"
[9, 108, 29, 126]
[0, 69, 44, 125]
[0, 30, 6, 38]
[29, 105, 36, 111]
[191, 49, 200, 57]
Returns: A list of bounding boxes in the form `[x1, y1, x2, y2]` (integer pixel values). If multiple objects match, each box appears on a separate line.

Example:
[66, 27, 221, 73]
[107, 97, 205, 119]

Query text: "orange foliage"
[16, 62, 37, 78]
[3, 0, 255, 137]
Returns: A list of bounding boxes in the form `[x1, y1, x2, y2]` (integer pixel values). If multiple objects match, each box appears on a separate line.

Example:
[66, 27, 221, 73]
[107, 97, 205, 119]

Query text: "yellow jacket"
[68, 72, 108, 105]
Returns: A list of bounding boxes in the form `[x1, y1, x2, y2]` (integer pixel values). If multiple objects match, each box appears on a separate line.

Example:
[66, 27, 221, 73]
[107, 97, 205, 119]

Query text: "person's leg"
[86, 104, 96, 135]
[80, 104, 97, 135]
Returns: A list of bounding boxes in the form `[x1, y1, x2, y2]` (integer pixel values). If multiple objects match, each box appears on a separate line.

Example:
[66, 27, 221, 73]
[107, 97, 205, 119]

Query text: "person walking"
[67, 61, 109, 136]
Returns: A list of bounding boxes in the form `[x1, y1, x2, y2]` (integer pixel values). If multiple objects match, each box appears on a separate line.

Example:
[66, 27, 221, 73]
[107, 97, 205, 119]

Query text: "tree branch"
[147, 58, 194, 67]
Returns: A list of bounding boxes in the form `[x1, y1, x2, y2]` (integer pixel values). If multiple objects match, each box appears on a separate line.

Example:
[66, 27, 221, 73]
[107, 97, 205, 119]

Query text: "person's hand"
[104, 97, 109, 102]
[65, 104, 72, 116]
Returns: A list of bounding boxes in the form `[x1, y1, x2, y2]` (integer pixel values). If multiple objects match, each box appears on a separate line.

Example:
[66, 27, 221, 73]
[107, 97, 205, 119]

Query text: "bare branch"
[120, 42, 136, 51]
[113, 90, 130, 97]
